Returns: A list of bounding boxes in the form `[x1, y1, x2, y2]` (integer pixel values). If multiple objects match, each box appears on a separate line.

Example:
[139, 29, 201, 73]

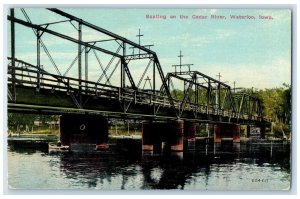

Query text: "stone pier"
[59, 114, 109, 151]
[142, 120, 184, 151]
[213, 123, 241, 143]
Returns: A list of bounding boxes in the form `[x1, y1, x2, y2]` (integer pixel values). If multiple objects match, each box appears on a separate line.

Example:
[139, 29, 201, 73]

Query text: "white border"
[1, 0, 299, 198]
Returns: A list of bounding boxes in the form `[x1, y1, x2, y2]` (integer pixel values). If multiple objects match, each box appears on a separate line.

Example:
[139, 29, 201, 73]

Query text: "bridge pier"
[142, 120, 184, 152]
[184, 122, 197, 149]
[184, 122, 197, 142]
[213, 123, 240, 143]
[60, 114, 109, 151]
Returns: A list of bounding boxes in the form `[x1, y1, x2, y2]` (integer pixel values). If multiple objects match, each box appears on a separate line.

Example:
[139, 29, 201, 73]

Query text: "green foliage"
[271, 122, 290, 139]
[256, 84, 291, 138]
[240, 125, 247, 137]
[257, 84, 291, 124]
[8, 113, 59, 134]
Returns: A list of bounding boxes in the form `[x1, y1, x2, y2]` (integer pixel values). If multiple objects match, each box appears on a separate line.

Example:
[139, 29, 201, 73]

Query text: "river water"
[7, 138, 290, 190]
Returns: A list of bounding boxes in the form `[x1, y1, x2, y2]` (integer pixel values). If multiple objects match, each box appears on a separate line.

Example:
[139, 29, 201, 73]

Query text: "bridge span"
[7, 8, 268, 151]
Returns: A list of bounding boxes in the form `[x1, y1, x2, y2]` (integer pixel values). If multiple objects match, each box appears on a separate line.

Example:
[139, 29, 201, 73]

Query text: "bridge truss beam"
[7, 8, 265, 124]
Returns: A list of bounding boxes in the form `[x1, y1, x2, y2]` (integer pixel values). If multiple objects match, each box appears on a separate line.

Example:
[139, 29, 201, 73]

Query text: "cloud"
[214, 29, 236, 40]
[210, 9, 217, 15]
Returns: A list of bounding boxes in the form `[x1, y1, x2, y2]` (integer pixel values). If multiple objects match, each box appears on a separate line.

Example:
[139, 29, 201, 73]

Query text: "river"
[7, 138, 290, 190]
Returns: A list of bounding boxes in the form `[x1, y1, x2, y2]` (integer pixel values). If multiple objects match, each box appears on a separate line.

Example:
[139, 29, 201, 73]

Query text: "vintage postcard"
[6, 7, 291, 191]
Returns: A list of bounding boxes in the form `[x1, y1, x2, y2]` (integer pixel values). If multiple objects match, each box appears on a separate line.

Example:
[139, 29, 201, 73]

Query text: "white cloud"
[210, 9, 217, 15]
[214, 29, 236, 40]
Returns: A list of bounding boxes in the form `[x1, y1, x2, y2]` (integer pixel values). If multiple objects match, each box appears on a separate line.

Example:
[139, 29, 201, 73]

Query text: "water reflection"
[8, 139, 291, 190]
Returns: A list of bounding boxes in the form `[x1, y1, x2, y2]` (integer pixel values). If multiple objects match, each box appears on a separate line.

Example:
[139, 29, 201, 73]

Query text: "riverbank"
[7, 133, 290, 150]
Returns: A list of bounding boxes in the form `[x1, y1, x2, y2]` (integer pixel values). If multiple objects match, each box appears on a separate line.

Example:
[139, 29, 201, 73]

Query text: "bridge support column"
[142, 120, 184, 152]
[184, 122, 196, 142]
[169, 120, 184, 151]
[142, 121, 155, 151]
[214, 124, 221, 143]
[214, 123, 240, 143]
[60, 114, 109, 151]
[184, 122, 196, 149]
[232, 124, 240, 143]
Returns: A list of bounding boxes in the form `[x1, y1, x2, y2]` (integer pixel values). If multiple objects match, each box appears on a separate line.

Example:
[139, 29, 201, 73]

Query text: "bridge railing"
[8, 59, 262, 122]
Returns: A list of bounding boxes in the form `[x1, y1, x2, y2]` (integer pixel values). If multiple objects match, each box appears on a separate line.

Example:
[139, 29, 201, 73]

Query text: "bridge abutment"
[60, 114, 109, 151]
[214, 123, 240, 143]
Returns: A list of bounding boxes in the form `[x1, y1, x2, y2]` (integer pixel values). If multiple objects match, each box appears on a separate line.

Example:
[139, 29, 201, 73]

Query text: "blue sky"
[10, 8, 291, 89]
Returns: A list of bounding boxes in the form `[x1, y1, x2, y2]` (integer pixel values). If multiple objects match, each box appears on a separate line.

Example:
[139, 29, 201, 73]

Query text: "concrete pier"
[184, 122, 197, 142]
[60, 114, 108, 151]
[213, 123, 241, 143]
[142, 120, 184, 152]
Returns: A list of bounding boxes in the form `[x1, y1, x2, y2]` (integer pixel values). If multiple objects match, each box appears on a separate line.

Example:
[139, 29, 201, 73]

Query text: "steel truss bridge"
[7, 8, 265, 125]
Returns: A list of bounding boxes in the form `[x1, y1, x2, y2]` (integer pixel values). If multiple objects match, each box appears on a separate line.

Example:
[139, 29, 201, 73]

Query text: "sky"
[9, 8, 291, 90]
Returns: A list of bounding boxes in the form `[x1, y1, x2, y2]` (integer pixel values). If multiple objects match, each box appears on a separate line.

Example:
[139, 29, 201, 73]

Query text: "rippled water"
[7, 138, 290, 190]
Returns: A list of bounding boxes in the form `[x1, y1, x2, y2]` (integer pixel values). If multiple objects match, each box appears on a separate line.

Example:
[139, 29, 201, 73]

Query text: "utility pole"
[178, 50, 183, 72]
[136, 29, 143, 55]
[216, 72, 222, 81]
[172, 51, 193, 73]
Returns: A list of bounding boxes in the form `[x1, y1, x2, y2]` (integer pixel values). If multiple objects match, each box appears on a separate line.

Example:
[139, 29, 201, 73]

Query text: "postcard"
[6, 7, 291, 191]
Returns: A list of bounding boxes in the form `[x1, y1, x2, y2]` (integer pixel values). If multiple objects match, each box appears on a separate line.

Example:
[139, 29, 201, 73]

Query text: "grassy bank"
[8, 126, 59, 136]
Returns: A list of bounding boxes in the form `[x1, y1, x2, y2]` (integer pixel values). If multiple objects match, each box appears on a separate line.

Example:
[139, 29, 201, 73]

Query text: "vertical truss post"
[195, 84, 198, 107]
[78, 22, 82, 106]
[193, 75, 198, 116]
[85, 46, 88, 90]
[248, 97, 252, 119]
[78, 22, 82, 91]
[36, 30, 41, 90]
[153, 60, 156, 115]
[121, 42, 126, 89]
[10, 8, 16, 101]
[245, 96, 248, 117]
[78, 23, 82, 90]
[153, 60, 155, 94]
[218, 84, 221, 115]
[215, 84, 218, 114]
[207, 80, 210, 114]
